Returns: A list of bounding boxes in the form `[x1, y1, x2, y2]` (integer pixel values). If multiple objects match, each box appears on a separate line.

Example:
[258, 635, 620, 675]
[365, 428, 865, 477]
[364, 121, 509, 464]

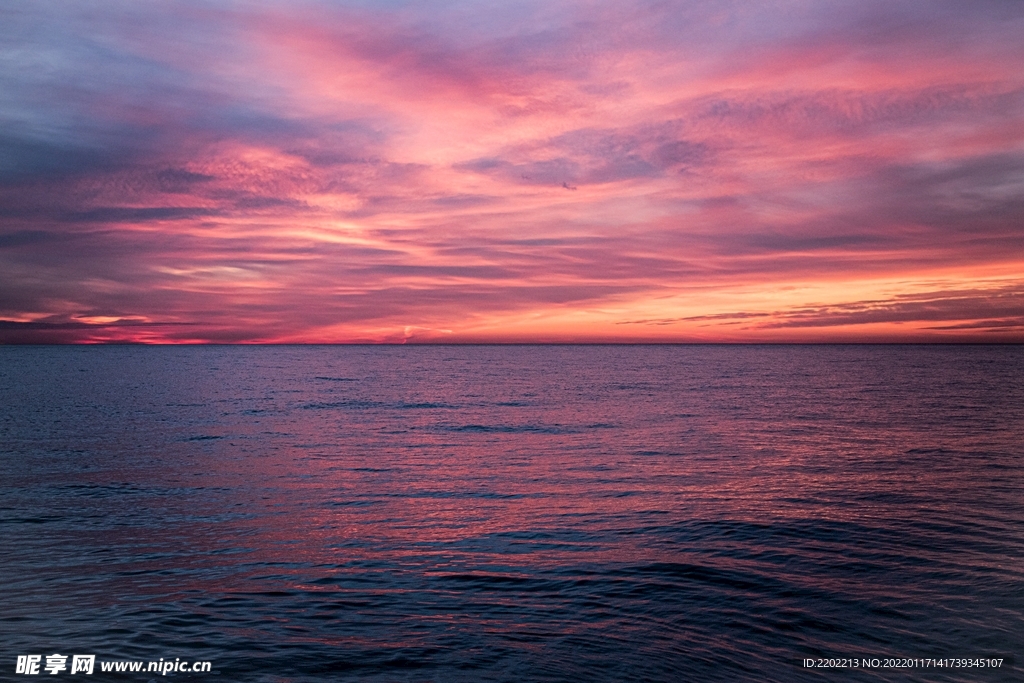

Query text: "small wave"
[301, 400, 456, 410]
[0, 515, 65, 525]
[398, 402, 456, 409]
[301, 400, 383, 410]
[441, 423, 577, 434]
[324, 500, 378, 507]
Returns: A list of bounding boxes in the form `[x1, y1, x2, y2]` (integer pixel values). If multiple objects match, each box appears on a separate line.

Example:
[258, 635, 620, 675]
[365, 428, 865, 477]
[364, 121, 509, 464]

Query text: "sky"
[1, 0, 1023, 343]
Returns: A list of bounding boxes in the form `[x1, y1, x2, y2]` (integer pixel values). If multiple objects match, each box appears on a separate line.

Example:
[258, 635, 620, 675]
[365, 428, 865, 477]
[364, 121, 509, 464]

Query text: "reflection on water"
[2, 345, 1022, 681]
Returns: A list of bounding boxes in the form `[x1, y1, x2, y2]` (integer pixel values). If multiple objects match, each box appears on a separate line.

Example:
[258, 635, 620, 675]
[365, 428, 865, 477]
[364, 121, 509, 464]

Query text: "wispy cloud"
[617, 283, 1024, 340]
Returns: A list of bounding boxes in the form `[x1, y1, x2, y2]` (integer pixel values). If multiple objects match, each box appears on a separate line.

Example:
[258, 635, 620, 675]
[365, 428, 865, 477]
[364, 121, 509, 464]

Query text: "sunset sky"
[2, 0, 1022, 343]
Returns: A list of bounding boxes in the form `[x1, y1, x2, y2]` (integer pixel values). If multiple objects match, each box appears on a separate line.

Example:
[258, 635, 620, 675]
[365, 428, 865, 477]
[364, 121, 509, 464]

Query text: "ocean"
[2, 345, 1021, 681]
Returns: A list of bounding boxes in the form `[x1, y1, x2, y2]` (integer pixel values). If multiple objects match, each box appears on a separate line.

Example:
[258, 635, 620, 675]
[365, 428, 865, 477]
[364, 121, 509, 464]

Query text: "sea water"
[1, 345, 1022, 681]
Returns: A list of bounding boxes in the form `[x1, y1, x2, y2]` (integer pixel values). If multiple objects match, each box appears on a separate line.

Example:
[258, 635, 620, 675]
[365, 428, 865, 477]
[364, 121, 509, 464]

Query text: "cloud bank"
[2, 0, 1023, 342]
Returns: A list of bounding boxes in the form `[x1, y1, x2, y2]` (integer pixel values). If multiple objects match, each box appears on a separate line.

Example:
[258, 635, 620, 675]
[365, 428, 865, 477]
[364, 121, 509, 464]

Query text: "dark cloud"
[611, 285, 1024, 340]
[155, 168, 217, 192]
[457, 124, 710, 187]
[740, 232, 888, 254]
[693, 86, 1024, 136]
[231, 196, 310, 210]
[742, 286, 1024, 330]
[65, 207, 221, 223]
[926, 319, 1024, 331]
[0, 136, 98, 182]
[0, 318, 199, 344]
[0, 231, 54, 249]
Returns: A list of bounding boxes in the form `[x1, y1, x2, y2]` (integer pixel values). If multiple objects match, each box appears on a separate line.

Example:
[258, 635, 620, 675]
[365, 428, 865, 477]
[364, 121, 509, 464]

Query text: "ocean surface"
[1, 345, 1022, 682]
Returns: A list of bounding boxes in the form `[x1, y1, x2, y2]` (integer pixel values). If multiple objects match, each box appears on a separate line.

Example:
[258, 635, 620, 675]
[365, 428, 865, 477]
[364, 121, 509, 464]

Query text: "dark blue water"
[2, 345, 1022, 681]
